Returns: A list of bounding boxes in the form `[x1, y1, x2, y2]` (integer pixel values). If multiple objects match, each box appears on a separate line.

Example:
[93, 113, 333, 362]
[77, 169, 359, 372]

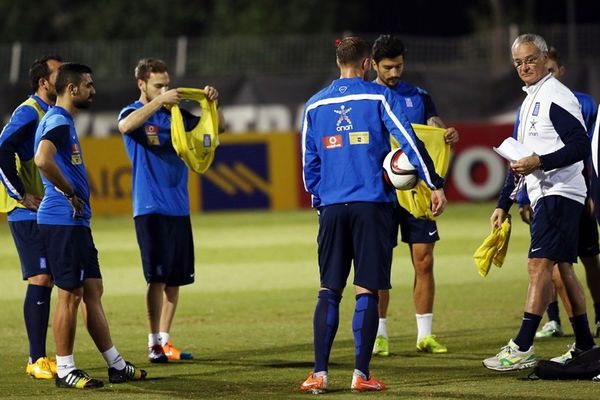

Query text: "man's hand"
[430, 188, 447, 217]
[490, 208, 507, 229]
[510, 155, 541, 176]
[204, 85, 219, 101]
[444, 127, 459, 145]
[67, 193, 85, 218]
[18, 193, 41, 211]
[518, 203, 532, 225]
[158, 88, 182, 107]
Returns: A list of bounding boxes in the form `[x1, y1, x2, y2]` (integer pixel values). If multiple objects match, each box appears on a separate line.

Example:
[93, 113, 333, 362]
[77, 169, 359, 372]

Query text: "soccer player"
[370, 35, 459, 356]
[515, 47, 600, 341]
[483, 34, 596, 371]
[0, 55, 62, 379]
[300, 36, 446, 393]
[117, 58, 222, 363]
[34, 63, 146, 388]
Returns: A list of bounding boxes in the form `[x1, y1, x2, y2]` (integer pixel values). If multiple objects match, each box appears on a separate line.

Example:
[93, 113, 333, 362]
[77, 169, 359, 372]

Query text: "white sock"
[353, 369, 367, 379]
[159, 331, 170, 346]
[377, 318, 388, 338]
[314, 370, 327, 377]
[416, 313, 433, 341]
[101, 346, 126, 370]
[148, 333, 161, 347]
[56, 354, 76, 378]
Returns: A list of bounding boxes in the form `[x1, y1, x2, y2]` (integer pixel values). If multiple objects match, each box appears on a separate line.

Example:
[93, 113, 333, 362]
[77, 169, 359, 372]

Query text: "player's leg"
[158, 215, 195, 360]
[577, 205, 600, 337]
[301, 204, 349, 394]
[9, 220, 55, 378]
[373, 289, 390, 356]
[581, 254, 600, 337]
[536, 265, 568, 338]
[350, 202, 391, 391]
[135, 214, 169, 363]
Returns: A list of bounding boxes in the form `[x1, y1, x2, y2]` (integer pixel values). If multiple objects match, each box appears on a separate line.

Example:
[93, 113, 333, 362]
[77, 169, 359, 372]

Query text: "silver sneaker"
[482, 339, 538, 371]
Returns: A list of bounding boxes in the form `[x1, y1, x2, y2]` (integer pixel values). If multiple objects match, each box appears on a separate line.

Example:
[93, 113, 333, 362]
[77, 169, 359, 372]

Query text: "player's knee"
[28, 273, 53, 287]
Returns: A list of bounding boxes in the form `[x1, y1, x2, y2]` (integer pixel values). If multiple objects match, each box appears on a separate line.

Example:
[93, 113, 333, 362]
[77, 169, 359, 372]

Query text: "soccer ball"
[382, 149, 418, 190]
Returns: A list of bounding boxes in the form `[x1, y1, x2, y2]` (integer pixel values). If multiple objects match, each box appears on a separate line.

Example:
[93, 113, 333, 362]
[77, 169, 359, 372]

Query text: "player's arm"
[34, 126, 84, 214]
[301, 109, 321, 207]
[423, 91, 459, 145]
[118, 89, 182, 134]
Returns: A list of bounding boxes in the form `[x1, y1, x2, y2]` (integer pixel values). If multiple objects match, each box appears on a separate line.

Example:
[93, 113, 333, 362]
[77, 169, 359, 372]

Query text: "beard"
[74, 96, 93, 109]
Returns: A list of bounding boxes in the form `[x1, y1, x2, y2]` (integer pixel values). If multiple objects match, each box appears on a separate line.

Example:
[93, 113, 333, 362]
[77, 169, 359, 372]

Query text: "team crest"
[71, 143, 82, 165]
[532, 102, 540, 116]
[145, 124, 160, 145]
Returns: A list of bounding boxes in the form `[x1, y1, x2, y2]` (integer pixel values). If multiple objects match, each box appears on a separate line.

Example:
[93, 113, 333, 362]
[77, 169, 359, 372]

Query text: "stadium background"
[2, 0, 600, 214]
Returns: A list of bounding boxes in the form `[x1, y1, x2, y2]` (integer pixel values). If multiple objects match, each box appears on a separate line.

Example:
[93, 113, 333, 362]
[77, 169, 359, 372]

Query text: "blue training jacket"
[301, 77, 444, 208]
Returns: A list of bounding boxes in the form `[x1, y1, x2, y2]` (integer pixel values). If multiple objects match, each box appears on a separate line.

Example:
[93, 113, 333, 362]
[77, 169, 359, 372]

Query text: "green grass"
[1, 202, 598, 399]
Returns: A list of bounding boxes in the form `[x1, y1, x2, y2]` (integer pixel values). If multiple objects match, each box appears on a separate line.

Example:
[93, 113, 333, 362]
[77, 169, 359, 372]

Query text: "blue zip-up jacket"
[301, 77, 444, 208]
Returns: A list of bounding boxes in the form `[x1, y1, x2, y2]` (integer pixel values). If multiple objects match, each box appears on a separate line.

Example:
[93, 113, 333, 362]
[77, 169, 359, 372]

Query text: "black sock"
[546, 301, 561, 325]
[23, 284, 52, 361]
[514, 312, 542, 351]
[570, 314, 596, 351]
[593, 302, 600, 324]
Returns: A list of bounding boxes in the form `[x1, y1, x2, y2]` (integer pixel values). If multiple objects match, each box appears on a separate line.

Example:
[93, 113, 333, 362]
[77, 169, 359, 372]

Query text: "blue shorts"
[8, 220, 49, 280]
[529, 196, 582, 263]
[578, 204, 599, 257]
[134, 214, 195, 286]
[38, 225, 102, 289]
[317, 202, 395, 291]
[396, 206, 440, 244]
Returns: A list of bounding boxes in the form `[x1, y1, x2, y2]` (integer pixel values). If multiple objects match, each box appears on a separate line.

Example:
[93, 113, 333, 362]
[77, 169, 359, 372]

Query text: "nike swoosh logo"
[36, 301, 46, 305]
[531, 247, 542, 252]
[428, 230, 437, 236]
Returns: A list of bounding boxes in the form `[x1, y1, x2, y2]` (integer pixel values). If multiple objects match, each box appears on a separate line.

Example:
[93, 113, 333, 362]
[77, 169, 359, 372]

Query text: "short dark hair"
[372, 35, 406, 63]
[55, 63, 93, 95]
[547, 46, 562, 67]
[135, 58, 168, 81]
[28, 55, 63, 91]
[336, 36, 370, 66]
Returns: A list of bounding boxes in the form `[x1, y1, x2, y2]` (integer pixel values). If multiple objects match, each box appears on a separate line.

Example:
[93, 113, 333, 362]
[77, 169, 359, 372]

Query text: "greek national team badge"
[532, 102, 540, 116]
[405, 98, 414, 108]
[145, 124, 160, 145]
[71, 143, 82, 165]
[323, 134, 343, 149]
[349, 131, 369, 144]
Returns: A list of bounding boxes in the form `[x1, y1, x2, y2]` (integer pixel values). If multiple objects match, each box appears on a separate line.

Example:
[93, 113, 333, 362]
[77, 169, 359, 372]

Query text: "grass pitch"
[1, 202, 599, 399]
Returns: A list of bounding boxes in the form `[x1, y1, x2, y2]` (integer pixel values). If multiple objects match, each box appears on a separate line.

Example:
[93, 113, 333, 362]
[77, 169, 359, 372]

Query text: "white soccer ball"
[382, 148, 418, 190]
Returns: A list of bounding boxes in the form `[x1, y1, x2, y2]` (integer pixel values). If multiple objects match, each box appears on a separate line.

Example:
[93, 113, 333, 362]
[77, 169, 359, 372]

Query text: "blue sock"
[352, 293, 379, 378]
[514, 312, 542, 352]
[23, 284, 52, 361]
[570, 314, 596, 351]
[313, 289, 341, 373]
[593, 302, 600, 324]
[546, 301, 561, 326]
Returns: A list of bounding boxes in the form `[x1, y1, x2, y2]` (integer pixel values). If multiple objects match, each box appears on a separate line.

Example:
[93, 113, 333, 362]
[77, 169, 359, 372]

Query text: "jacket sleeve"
[301, 107, 321, 207]
[0, 106, 38, 200]
[539, 103, 590, 171]
[380, 90, 444, 190]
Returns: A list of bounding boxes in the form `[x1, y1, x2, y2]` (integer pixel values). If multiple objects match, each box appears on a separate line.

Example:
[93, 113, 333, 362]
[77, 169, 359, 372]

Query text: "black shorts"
[578, 204, 600, 257]
[317, 202, 395, 291]
[134, 214, 195, 286]
[530, 196, 582, 263]
[8, 220, 49, 280]
[38, 225, 102, 289]
[396, 206, 440, 244]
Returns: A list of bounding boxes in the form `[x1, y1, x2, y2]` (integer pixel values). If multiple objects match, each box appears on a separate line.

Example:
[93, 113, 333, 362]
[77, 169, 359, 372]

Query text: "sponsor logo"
[323, 135, 343, 149]
[528, 119, 538, 136]
[428, 230, 437, 236]
[531, 247, 542, 252]
[334, 105, 353, 132]
[36, 301, 46, 305]
[532, 102, 540, 116]
[339, 86, 348, 94]
[349, 131, 369, 145]
[145, 124, 160, 145]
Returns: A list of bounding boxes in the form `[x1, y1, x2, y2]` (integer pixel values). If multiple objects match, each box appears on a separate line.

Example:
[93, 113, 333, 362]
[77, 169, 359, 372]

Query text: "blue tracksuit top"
[301, 77, 444, 208]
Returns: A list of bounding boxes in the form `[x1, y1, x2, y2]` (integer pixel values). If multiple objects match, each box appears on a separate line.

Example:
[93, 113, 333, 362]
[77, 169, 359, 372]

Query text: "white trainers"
[482, 339, 538, 371]
[535, 320, 563, 338]
[550, 342, 586, 364]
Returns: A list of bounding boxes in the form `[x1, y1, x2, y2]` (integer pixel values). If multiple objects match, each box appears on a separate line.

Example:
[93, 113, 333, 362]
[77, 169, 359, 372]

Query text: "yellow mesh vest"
[391, 123, 450, 220]
[170, 88, 219, 174]
[0, 98, 45, 213]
